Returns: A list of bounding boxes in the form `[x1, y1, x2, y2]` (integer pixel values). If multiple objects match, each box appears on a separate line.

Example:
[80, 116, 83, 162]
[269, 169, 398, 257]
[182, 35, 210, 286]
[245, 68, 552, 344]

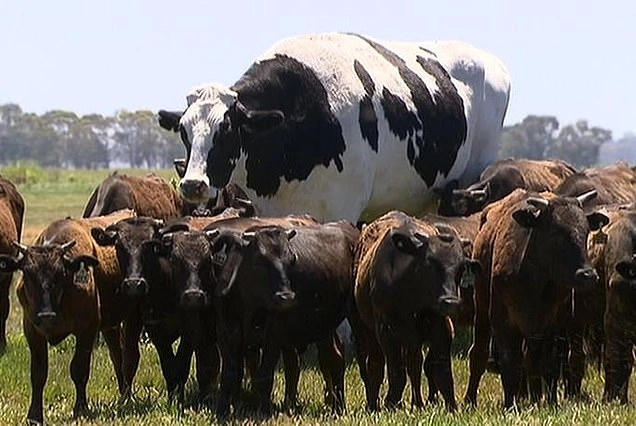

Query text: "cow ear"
[616, 260, 636, 280]
[158, 110, 183, 132]
[512, 207, 541, 228]
[0, 255, 21, 273]
[91, 227, 117, 246]
[587, 212, 610, 231]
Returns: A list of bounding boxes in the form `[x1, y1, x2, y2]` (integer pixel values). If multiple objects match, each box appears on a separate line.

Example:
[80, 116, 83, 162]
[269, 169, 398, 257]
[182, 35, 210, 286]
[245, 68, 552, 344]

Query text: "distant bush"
[0, 162, 47, 185]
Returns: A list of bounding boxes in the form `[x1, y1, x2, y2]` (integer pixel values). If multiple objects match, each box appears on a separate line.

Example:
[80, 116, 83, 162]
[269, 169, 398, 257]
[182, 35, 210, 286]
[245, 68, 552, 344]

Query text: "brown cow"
[464, 189, 608, 408]
[82, 172, 256, 219]
[555, 162, 636, 208]
[437, 159, 577, 216]
[353, 211, 481, 411]
[0, 176, 25, 349]
[0, 209, 135, 424]
[575, 204, 636, 402]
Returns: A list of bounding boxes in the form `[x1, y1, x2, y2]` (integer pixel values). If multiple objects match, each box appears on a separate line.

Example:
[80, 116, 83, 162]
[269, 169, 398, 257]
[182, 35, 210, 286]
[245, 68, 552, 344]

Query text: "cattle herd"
[2, 32, 636, 424]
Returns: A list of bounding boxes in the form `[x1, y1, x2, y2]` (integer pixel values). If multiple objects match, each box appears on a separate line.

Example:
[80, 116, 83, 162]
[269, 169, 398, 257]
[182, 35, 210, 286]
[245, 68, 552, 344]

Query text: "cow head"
[437, 180, 490, 217]
[150, 230, 215, 310]
[382, 222, 481, 316]
[207, 226, 297, 311]
[0, 241, 98, 330]
[91, 217, 164, 296]
[511, 190, 609, 288]
[158, 83, 284, 205]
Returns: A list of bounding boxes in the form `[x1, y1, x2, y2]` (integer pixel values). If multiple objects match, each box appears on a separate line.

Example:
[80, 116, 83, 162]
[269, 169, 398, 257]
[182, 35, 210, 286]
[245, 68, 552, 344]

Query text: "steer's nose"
[122, 277, 147, 296]
[438, 295, 462, 315]
[273, 290, 296, 310]
[181, 289, 207, 309]
[37, 311, 57, 328]
[180, 179, 209, 202]
[575, 267, 599, 287]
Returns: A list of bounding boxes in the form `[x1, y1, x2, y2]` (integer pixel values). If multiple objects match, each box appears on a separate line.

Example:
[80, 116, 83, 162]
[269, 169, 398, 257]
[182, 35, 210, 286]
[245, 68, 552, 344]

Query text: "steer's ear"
[91, 227, 117, 246]
[157, 110, 183, 132]
[512, 206, 541, 228]
[0, 255, 22, 273]
[587, 212, 610, 231]
[616, 259, 636, 280]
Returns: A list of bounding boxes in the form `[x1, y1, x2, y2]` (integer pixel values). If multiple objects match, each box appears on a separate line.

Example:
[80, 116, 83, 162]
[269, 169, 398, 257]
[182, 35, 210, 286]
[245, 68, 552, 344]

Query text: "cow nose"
[181, 289, 207, 308]
[438, 295, 462, 315]
[273, 290, 296, 310]
[37, 311, 57, 328]
[180, 179, 209, 201]
[122, 277, 147, 296]
[575, 267, 599, 286]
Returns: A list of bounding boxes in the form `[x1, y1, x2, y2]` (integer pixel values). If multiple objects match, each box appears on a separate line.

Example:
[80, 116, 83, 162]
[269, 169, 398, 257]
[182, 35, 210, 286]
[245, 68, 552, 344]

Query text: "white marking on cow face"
[179, 83, 238, 202]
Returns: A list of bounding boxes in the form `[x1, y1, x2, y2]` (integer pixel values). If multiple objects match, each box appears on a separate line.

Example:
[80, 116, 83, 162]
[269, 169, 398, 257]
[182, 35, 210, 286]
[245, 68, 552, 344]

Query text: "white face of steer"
[178, 84, 239, 204]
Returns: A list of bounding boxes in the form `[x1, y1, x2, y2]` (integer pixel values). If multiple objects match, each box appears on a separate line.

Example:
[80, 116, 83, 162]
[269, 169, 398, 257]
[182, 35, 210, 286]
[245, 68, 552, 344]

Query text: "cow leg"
[254, 328, 283, 416]
[24, 319, 48, 424]
[406, 344, 424, 409]
[121, 314, 143, 398]
[524, 336, 544, 404]
[465, 315, 490, 405]
[426, 316, 457, 411]
[364, 324, 385, 411]
[101, 326, 126, 395]
[194, 338, 216, 403]
[215, 321, 242, 418]
[377, 322, 406, 409]
[603, 328, 633, 404]
[316, 332, 346, 413]
[147, 329, 179, 400]
[281, 345, 300, 410]
[496, 327, 523, 409]
[566, 321, 585, 399]
[0, 274, 11, 350]
[172, 336, 194, 403]
[71, 330, 97, 418]
[347, 299, 370, 387]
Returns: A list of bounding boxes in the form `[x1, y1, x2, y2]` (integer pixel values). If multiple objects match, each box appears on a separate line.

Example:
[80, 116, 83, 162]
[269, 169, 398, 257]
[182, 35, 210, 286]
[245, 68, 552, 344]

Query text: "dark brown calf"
[353, 211, 480, 411]
[464, 190, 608, 408]
[0, 209, 135, 424]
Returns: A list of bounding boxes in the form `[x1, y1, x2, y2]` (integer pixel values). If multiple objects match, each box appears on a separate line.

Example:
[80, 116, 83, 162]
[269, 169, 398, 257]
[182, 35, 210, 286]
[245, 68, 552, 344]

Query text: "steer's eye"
[179, 125, 190, 148]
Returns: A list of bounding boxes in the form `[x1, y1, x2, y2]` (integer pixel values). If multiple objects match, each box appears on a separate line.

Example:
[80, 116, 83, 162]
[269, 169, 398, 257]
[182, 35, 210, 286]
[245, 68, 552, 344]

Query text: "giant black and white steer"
[159, 33, 511, 222]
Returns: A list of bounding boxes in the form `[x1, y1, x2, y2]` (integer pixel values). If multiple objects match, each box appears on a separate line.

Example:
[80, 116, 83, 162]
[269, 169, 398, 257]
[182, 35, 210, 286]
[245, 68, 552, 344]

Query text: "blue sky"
[1, 0, 634, 137]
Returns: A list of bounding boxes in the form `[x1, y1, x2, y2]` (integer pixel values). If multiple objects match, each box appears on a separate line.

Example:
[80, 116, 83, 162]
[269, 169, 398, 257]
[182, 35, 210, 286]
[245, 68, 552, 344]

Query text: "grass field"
[1, 167, 635, 425]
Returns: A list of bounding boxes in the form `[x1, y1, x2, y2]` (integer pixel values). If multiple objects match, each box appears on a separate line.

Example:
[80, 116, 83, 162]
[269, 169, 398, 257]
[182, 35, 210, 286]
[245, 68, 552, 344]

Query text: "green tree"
[547, 120, 612, 168]
[499, 115, 559, 160]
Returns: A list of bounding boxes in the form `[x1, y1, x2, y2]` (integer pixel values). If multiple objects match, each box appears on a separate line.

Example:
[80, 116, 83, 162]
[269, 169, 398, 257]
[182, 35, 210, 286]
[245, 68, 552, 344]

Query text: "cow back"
[556, 162, 636, 207]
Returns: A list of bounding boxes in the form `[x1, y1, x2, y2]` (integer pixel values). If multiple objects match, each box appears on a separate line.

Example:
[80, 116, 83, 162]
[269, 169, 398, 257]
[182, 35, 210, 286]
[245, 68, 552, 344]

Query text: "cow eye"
[179, 125, 191, 148]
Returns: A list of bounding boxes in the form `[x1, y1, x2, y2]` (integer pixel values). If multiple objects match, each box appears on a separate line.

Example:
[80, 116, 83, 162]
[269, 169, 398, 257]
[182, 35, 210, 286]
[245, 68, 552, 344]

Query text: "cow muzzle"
[122, 277, 148, 296]
[574, 267, 599, 288]
[181, 289, 208, 309]
[437, 295, 462, 316]
[36, 311, 58, 329]
[273, 290, 296, 310]
[179, 179, 211, 204]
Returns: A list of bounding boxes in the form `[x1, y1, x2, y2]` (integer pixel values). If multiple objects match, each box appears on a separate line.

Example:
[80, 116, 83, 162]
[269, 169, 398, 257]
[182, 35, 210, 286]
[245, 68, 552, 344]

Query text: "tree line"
[0, 104, 621, 170]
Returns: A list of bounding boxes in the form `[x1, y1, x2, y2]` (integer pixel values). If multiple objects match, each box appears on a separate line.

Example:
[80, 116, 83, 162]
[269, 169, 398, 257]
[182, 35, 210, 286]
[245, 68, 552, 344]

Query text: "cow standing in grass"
[352, 210, 480, 411]
[159, 32, 510, 223]
[0, 176, 25, 350]
[0, 209, 135, 424]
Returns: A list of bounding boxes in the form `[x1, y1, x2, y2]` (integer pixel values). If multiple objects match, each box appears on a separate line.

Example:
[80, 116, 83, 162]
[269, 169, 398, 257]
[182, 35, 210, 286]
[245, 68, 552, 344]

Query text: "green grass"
[0, 167, 635, 424]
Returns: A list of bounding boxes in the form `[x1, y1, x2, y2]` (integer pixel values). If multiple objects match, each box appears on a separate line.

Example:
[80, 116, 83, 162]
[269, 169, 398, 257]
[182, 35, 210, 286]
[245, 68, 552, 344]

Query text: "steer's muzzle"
[181, 289, 207, 309]
[437, 295, 462, 316]
[179, 179, 210, 203]
[273, 290, 296, 310]
[122, 277, 147, 296]
[574, 267, 599, 288]
[36, 311, 58, 329]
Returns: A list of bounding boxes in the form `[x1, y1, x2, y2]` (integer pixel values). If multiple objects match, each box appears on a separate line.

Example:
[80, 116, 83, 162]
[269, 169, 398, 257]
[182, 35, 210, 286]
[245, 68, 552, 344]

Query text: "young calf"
[352, 210, 480, 411]
[0, 209, 135, 424]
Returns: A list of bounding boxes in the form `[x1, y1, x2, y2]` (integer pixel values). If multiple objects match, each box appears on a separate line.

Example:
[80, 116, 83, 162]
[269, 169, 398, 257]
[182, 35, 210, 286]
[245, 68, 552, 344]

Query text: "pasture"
[0, 167, 635, 425]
